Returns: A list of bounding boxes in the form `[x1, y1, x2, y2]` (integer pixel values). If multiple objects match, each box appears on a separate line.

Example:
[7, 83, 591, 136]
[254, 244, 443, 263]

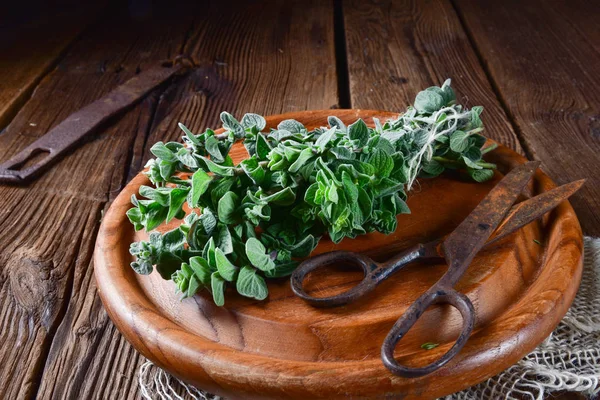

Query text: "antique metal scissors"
[290, 161, 584, 378]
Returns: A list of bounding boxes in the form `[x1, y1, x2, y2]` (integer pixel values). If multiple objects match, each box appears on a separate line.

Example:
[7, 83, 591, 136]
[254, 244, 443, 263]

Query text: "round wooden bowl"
[94, 110, 583, 399]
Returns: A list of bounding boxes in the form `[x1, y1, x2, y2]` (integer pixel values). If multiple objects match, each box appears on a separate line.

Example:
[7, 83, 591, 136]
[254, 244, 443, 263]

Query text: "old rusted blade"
[440, 161, 541, 286]
[488, 179, 585, 244]
[0, 64, 185, 184]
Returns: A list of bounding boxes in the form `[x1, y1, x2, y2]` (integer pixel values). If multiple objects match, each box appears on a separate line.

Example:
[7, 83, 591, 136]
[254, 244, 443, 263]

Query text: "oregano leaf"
[214, 248, 238, 281]
[348, 118, 369, 147]
[236, 266, 268, 300]
[241, 113, 266, 131]
[211, 272, 226, 306]
[218, 191, 239, 224]
[450, 130, 469, 152]
[245, 238, 275, 271]
[191, 170, 211, 207]
[469, 168, 495, 182]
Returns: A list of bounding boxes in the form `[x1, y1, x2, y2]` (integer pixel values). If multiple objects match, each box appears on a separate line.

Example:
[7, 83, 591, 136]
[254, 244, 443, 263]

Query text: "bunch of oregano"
[127, 79, 496, 305]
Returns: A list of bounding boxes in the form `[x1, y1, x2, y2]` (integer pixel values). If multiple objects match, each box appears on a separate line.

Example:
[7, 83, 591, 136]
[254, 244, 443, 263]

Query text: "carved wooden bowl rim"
[94, 109, 584, 399]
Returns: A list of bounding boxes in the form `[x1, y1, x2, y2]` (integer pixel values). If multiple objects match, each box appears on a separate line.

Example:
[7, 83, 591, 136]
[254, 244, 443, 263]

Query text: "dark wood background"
[0, 0, 597, 398]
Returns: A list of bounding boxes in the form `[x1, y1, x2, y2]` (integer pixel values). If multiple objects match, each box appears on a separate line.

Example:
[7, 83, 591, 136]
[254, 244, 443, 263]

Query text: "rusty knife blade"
[488, 179, 585, 244]
[439, 161, 540, 286]
[0, 64, 185, 184]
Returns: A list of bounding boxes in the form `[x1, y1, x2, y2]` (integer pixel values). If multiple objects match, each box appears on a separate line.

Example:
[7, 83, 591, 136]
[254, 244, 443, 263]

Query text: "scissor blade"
[440, 161, 540, 285]
[488, 179, 585, 244]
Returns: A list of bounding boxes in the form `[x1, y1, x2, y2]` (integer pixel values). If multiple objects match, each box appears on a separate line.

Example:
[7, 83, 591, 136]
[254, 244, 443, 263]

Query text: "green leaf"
[263, 261, 299, 278]
[374, 177, 405, 197]
[304, 183, 319, 206]
[216, 224, 234, 254]
[449, 130, 469, 152]
[288, 147, 313, 173]
[126, 207, 143, 230]
[178, 123, 200, 144]
[214, 248, 238, 281]
[203, 237, 217, 268]
[241, 113, 266, 131]
[463, 156, 482, 170]
[205, 135, 224, 163]
[162, 228, 186, 251]
[200, 209, 217, 235]
[421, 159, 444, 177]
[220, 112, 245, 138]
[464, 146, 482, 162]
[368, 148, 394, 177]
[167, 188, 189, 222]
[260, 187, 296, 206]
[191, 170, 212, 207]
[328, 116, 346, 131]
[469, 168, 495, 182]
[471, 134, 487, 149]
[156, 252, 183, 279]
[236, 266, 268, 300]
[139, 185, 169, 206]
[330, 146, 354, 159]
[202, 157, 235, 176]
[315, 127, 336, 149]
[341, 171, 359, 204]
[145, 203, 168, 231]
[414, 90, 444, 114]
[175, 147, 198, 168]
[187, 274, 201, 298]
[470, 106, 484, 128]
[348, 119, 369, 147]
[131, 260, 153, 275]
[287, 235, 316, 257]
[240, 157, 266, 184]
[245, 238, 275, 271]
[421, 342, 439, 350]
[150, 142, 176, 161]
[277, 119, 304, 134]
[256, 134, 272, 160]
[440, 79, 456, 105]
[393, 194, 411, 214]
[211, 272, 226, 306]
[211, 178, 235, 206]
[327, 185, 339, 203]
[189, 256, 213, 285]
[218, 191, 239, 224]
[357, 188, 373, 219]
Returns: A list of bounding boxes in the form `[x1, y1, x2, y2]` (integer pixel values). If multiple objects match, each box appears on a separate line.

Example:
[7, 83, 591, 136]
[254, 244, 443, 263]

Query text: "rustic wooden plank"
[342, 0, 524, 154]
[0, 4, 102, 131]
[453, 0, 600, 235]
[141, 0, 339, 155]
[31, 1, 339, 399]
[0, 4, 192, 399]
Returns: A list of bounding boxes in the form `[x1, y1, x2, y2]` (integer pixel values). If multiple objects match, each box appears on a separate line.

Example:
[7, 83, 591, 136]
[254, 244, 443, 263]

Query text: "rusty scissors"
[291, 161, 584, 378]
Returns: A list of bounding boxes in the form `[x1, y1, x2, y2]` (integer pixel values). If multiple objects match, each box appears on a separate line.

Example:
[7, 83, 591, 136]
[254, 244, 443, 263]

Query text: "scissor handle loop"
[290, 251, 378, 308]
[381, 288, 475, 378]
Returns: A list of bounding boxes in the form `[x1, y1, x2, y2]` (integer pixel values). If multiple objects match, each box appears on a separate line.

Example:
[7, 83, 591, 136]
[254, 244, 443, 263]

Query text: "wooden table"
[0, 1, 597, 399]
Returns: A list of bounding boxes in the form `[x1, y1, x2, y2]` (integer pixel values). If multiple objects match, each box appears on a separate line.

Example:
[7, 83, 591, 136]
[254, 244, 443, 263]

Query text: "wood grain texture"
[0, 4, 192, 399]
[0, 1, 338, 399]
[342, 0, 524, 154]
[138, 0, 339, 166]
[0, 4, 103, 131]
[95, 110, 583, 399]
[453, 0, 600, 236]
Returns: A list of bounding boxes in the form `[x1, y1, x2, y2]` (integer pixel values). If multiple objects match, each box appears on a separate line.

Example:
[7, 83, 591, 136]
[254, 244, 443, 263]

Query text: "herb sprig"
[127, 79, 495, 305]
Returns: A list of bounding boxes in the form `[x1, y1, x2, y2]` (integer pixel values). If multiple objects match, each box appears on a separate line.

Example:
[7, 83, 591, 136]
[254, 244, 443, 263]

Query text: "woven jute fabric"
[138, 237, 600, 400]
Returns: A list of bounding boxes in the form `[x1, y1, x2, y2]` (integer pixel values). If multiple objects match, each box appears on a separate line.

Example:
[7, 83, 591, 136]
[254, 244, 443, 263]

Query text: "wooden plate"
[94, 110, 583, 399]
